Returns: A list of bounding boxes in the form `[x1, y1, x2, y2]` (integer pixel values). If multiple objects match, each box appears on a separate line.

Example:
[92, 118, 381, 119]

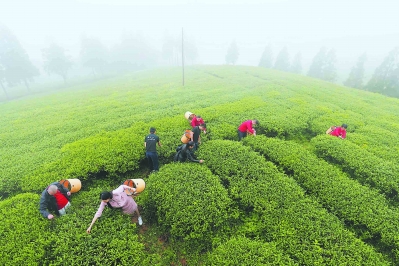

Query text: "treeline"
[225, 40, 399, 98]
[0, 25, 198, 100]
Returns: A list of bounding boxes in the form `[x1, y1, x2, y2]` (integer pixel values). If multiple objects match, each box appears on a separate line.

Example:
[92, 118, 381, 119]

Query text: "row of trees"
[226, 41, 398, 98]
[0, 26, 199, 100]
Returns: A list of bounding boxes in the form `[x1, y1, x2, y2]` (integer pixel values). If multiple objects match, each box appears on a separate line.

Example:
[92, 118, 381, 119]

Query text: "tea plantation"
[1, 65, 399, 265]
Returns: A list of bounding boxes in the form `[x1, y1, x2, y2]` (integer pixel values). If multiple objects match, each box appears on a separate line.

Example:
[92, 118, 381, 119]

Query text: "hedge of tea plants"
[0, 184, 160, 265]
[2, 65, 399, 264]
[198, 140, 388, 265]
[205, 237, 298, 266]
[244, 135, 399, 262]
[141, 163, 235, 253]
[310, 134, 399, 203]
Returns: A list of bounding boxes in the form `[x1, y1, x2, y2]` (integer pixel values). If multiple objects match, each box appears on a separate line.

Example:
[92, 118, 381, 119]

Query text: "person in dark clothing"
[144, 127, 162, 172]
[190, 123, 206, 152]
[174, 141, 204, 163]
[39, 182, 71, 219]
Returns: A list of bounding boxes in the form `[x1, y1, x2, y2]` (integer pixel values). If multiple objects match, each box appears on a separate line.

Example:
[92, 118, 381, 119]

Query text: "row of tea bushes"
[0, 185, 160, 265]
[0, 66, 272, 198]
[206, 237, 297, 266]
[198, 140, 388, 265]
[244, 135, 399, 263]
[141, 163, 234, 253]
[311, 134, 399, 203]
[22, 125, 146, 193]
[349, 126, 399, 165]
[21, 96, 270, 194]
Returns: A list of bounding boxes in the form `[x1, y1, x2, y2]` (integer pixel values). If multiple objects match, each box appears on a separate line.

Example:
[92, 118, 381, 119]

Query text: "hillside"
[1, 65, 399, 265]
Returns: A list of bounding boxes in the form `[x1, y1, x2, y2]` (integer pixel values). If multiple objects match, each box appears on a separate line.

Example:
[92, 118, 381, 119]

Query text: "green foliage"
[0, 187, 160, 265]
[199, 140, 389, 265]
[311, 134, 399, 202]
[207, 237, 298, 265]
[344, 52, 367, 89]
[142, 163, 235, 252]
[244, 135, 399, 263]
[2, 65, 399, 264]
[22, 125, 146, 192]
[273, 46, 290, 71]
[366, 47, 399, 97]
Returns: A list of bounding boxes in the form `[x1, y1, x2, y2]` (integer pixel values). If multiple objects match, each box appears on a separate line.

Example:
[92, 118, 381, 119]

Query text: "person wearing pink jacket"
[191, 115, 206, 133]
[87, 185, 142, 233]
[327, 124, 348, 139]
[237, 119, 259, 141]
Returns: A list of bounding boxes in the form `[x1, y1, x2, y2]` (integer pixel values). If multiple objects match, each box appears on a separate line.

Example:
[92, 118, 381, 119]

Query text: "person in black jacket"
[190, 123, 206, 152]
[39, 182, 71, 219]
[174, 141, 204, 163]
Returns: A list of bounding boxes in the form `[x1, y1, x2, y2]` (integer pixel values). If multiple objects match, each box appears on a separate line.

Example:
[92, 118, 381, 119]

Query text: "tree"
[366, 47, 399, 97]
[307, 47, 327, 79]
[111, 33, 158, 72]
[323, 49, 337, 82]
[291, 52, 302, 74]
[80, 36, 108, 75]
[344, 53, 367, 89]
[0, 64, 9, 99]
[42, 43, 73, 84]
[225, 40, 239, 65]
[307, 47, 337, 82]
[184, 37, 198, 65]
[0, 26, 39, 92]
[273, 46, 290, 71]
[258, 44, 273, 68]
[162, 35, 176, 66]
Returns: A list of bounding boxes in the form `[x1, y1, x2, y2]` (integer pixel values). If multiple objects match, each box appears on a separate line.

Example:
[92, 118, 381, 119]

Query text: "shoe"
[138, 216, 143, 225]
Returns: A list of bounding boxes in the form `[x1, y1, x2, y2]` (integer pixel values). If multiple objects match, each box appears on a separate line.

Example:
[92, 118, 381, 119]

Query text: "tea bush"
[199, 140, 388, 265]
[245, 135, 399, 263]
[206, 237, 298, 265]
[0, 184, 160, 265]
[141, 163, 235, 253]
[311, 134, 399, 202]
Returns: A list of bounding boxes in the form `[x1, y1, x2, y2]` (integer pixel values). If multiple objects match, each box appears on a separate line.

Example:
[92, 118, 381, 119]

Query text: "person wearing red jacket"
[327, 124, 347, 139]
[238, 119, 259, 141]
[191, 115, 206, 132]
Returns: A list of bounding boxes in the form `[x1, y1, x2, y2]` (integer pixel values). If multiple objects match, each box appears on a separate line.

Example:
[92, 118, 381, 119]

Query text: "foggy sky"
[1, 0, 399, 80]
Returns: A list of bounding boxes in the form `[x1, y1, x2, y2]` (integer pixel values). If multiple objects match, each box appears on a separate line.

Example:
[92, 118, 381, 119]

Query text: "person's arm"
[187, 150, 203, 163]
[56, 182, 71, 197]
[247, 121, 255, 135]
[39, 191, 52, 219]
[121, 185, 137, 195]
[157, 136, 161, 146]
[341, 129, 347, 139]
[87, 202, 106, 233]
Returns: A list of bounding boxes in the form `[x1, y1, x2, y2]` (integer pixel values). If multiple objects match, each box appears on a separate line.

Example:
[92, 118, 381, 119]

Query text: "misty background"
[1, 0, 398, 100]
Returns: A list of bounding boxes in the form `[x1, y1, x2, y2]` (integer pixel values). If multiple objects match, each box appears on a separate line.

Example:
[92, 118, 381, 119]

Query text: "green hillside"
[1, 65, 399, 265]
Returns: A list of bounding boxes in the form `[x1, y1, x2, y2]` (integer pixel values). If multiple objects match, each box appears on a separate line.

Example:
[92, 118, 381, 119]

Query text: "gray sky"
[1, 0, 399, 79]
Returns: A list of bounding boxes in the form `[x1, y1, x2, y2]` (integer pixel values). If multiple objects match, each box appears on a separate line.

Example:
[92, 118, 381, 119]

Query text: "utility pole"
[182, 27, 185, 86]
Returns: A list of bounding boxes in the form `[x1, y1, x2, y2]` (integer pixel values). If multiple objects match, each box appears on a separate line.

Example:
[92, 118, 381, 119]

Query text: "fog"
[1, 0, 399, 90]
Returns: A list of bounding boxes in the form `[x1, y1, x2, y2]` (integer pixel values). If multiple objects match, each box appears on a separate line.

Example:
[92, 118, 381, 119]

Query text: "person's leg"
[192, 142, 198, 152]
[151, 153, 159, 171]
[58, 202, 71, 216]
[135, 208, 143, 225]
[238, 130, 246, 141]
[145, 152, 154, 171]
